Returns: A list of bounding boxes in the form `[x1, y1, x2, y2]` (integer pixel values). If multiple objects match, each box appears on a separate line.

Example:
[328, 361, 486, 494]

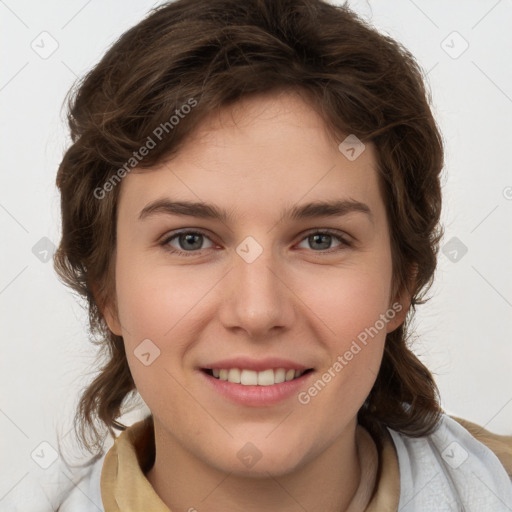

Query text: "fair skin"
[104, 90, 409, 512]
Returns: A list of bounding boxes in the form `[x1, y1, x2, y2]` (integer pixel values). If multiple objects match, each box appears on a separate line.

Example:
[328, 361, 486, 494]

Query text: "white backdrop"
[1, 0, 511, 501]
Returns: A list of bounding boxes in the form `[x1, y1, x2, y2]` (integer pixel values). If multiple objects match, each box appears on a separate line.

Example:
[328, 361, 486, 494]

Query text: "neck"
[146, 419, 364, 512]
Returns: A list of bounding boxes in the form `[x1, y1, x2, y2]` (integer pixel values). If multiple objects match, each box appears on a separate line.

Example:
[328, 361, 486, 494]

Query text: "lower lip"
[199, 370, 315, 407]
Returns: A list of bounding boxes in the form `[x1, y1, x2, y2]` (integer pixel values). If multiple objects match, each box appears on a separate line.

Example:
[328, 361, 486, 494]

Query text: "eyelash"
[159, 229, 352, 257]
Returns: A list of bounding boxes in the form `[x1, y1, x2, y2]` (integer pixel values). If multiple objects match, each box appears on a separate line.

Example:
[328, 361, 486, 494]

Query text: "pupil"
[311, 234, 330, 250]
[182, 233, 201, 250]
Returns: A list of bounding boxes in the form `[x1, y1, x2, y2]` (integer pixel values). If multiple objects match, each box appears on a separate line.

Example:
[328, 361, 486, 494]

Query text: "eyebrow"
[138, 198, 373, 224]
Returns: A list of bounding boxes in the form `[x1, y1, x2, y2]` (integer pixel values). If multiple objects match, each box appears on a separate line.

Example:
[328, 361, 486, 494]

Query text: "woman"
[8, 0, 511, 510]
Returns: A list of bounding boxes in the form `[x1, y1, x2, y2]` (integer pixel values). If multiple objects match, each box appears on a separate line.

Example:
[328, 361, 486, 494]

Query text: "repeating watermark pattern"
[441, 441, 469, 469]
[2, 1, 512, 508]
[298, 302, 403, 405]
[441, 31, 469, 60]
[442, 236, 468, 263]
[338, 134, 366, 161]
[30, 31, 59, 60]
[30, 441, 59, 469]
[94, 97, 198, 200]
[235, 236, 264, 264]
[237, 442, 263, 468]
[31, 236, 56, 263]
[134, 338, 161, 366]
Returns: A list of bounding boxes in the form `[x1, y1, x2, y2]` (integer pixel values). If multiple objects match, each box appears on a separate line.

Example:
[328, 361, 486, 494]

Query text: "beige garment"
[100, 415, 512, 511]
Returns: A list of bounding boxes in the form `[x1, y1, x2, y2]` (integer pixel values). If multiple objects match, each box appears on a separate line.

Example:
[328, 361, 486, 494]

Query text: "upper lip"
[200, 357, 313, 372]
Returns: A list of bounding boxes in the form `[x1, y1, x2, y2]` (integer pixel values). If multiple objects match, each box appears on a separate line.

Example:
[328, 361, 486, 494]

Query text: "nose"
[218, 242, 296, 340]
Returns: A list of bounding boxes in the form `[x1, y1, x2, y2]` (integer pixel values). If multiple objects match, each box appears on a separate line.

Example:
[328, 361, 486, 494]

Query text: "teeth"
[228, 368, 241, 383]
[241, 370, 258, 385]
[285, 369, 296, 382]
[274, 368, 286, 383]
[258, 369, 274, 386]
[210, 368, 306, 385]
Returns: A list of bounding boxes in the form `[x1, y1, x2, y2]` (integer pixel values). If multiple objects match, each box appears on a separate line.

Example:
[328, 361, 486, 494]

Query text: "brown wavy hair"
[54, 0, 444, 454]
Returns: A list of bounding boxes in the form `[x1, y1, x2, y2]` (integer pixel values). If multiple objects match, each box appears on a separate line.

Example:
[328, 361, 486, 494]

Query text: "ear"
[385, 284, 411, 333]
[91, 282, 123, 336]
[103, 303, 123, 336]
[386, 265, 417, 333]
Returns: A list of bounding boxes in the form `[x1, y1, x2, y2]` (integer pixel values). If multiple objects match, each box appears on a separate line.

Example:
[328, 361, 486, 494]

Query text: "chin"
[203, 439, 308, 478]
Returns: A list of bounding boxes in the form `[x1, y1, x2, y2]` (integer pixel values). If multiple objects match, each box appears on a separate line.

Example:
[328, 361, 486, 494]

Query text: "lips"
[200, 356, 312, 373]
[199, 366, 315, 406]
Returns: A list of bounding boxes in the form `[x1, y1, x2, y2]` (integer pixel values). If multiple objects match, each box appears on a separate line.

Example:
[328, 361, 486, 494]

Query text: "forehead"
[118, 92, 384, 224]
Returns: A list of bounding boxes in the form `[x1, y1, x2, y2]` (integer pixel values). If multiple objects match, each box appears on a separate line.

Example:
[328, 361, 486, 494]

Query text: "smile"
[199, 367, 315, 407]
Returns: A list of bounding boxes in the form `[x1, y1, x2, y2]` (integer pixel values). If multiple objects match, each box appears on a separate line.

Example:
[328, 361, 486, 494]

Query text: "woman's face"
[105, 91, 407, 476]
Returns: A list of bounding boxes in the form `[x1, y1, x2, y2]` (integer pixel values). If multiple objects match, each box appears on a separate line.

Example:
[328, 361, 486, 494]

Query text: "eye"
[160, 230, 215, 256]
[296, 230, 351, 253]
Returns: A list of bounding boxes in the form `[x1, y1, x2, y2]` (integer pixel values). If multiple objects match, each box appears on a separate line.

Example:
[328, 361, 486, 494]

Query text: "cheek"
[113, 254, 219, 399]
[295, 269, 391, 416]
[114, 255, 210, 341]
[305, 261, 392, 342]
[297, 249, 393, 403]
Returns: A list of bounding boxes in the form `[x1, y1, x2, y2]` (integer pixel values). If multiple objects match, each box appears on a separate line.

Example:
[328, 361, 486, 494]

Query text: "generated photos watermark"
[94, 97, 198, 200]
[298, 302, 403, 405]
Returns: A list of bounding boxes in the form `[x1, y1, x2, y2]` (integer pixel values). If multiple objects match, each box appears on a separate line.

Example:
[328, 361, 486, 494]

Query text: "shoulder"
[388, 413, 512, 511]
[450, 415, 512, 478]
[0, 451, 105, 511]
